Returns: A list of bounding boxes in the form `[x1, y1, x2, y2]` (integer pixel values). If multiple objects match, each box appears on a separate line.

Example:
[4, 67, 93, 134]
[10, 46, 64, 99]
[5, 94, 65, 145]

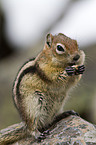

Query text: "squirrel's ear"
[46, 33, 53, 47]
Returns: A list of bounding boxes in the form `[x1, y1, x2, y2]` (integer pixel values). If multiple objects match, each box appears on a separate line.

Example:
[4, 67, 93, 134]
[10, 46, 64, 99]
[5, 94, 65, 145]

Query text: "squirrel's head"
[44, 33, 85, 68]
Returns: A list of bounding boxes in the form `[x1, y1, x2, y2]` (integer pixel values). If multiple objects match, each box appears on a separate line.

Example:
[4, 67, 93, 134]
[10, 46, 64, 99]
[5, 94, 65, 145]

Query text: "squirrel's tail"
[0, 122, 27, 144]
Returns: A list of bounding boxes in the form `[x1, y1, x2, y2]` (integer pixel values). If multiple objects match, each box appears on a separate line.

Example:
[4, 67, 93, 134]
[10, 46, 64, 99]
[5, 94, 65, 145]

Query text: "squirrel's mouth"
[68, 61, 83, 67]
[68, 62, 76, 66]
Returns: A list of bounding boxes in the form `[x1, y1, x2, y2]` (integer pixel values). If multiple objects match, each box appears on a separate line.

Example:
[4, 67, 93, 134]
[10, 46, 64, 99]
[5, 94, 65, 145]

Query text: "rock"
[9, 115, 96, 145]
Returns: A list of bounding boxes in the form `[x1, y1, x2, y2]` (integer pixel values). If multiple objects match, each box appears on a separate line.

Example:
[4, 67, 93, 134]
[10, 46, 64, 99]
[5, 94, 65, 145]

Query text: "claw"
[66, 65, 85, 76]
[37, 129, 50, 142]
[76, 65, 85, 75]
[65, 66, 75, 76]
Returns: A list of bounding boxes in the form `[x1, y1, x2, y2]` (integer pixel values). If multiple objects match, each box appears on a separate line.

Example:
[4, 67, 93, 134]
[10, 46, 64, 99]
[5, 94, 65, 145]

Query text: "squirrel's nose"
[73, 54, 80, 61]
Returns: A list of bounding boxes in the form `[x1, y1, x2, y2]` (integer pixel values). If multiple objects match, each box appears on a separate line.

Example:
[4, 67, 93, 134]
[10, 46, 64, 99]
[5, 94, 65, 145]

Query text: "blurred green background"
[0, 0, 96, 130]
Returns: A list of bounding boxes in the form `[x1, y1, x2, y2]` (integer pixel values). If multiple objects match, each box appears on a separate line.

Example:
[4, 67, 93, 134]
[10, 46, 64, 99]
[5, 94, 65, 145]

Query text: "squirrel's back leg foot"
[36, 110, 79, 142]
[37, 130, 50, 142]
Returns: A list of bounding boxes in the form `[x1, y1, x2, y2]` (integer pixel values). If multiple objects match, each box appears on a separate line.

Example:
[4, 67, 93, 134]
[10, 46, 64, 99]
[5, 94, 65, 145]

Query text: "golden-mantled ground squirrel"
[13, 33, 85, 139]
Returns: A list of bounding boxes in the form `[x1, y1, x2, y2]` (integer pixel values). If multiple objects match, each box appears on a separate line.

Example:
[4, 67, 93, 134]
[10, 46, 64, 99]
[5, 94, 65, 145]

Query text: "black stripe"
[15, 61, 51, 98]
[12, 58, 35, 108]
[16, 64, 36, 96]
[35, 63, 51, 84]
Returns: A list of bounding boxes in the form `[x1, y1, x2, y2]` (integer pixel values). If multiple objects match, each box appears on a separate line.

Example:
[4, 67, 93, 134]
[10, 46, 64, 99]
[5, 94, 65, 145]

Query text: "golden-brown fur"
[13, 33, 85, 136]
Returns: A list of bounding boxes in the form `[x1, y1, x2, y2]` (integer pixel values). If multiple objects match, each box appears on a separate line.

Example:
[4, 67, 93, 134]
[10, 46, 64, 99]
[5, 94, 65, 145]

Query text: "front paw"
[65, 66, 76, 76]
[75, 65, 85, 75]
[58, 70, 68, 81]
[65, 65, 85, 76]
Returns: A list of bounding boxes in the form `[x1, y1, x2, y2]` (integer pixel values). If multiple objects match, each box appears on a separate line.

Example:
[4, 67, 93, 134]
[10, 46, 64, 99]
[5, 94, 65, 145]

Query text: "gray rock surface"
[10, 115, 96, 145]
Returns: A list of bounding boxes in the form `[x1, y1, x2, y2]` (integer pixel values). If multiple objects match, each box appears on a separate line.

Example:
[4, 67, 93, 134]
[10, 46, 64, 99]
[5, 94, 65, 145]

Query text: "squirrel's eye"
[56, 43, 65, 54]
